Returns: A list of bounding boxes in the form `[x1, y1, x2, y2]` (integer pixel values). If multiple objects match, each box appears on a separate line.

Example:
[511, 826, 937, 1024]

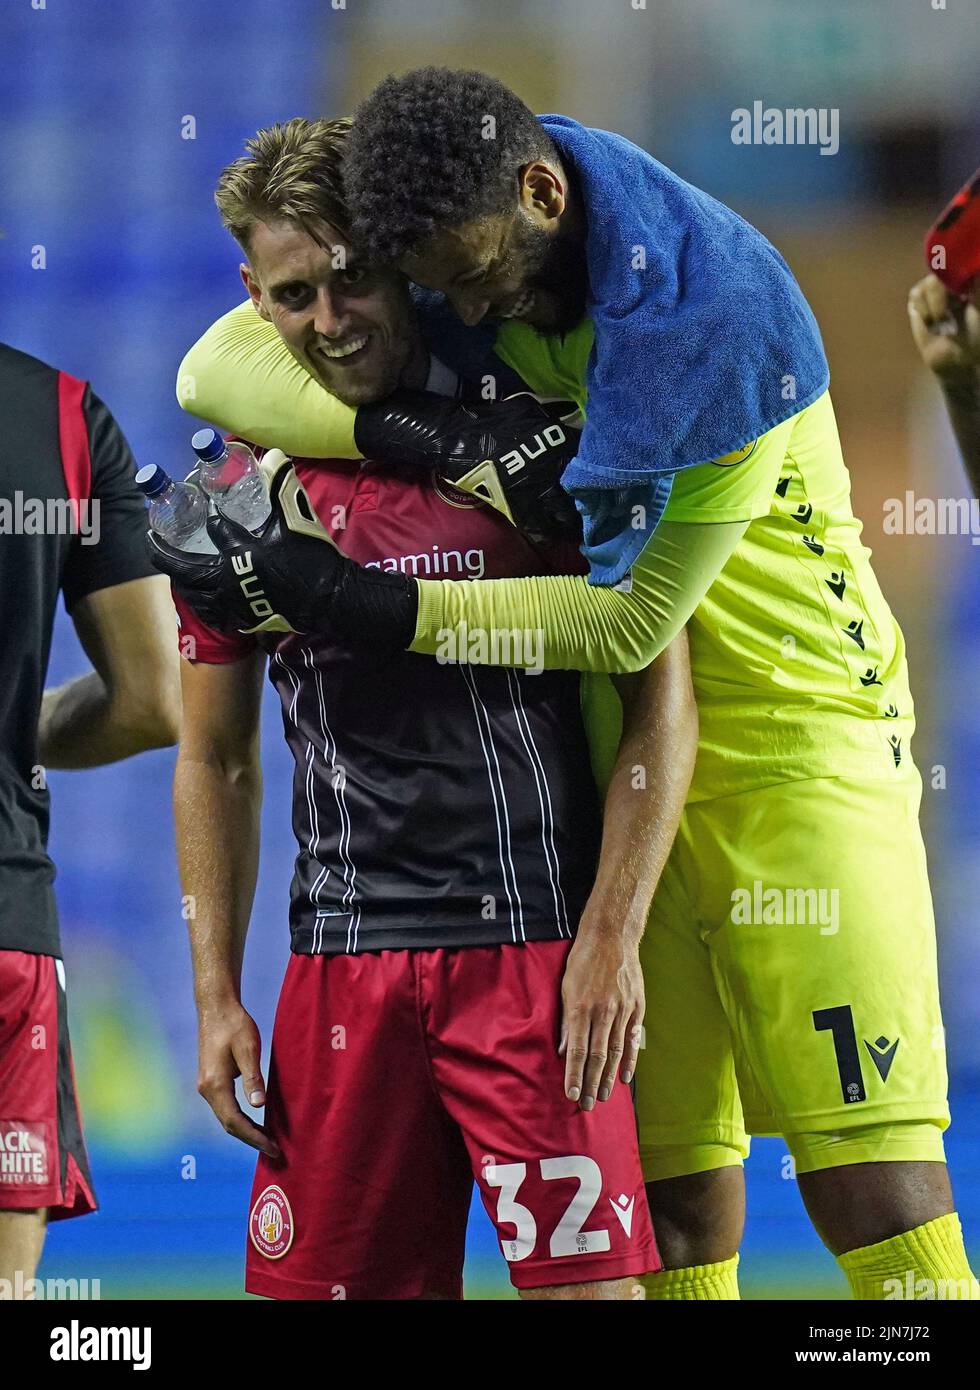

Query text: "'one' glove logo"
[498, 422, 569, 477]
[230, 550, 276, 625]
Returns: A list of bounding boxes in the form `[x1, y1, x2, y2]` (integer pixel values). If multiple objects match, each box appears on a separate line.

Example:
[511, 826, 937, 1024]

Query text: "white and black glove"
[148, 450, 418, 645]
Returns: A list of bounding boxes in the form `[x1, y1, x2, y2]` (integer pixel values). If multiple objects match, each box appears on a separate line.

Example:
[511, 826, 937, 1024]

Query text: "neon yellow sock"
[838, 1213, 979, 1300]
[642, 1255, 740, 1300]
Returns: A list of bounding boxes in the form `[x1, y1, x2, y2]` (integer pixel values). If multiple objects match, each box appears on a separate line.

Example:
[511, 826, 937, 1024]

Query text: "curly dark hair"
[345, 67, 557, 264]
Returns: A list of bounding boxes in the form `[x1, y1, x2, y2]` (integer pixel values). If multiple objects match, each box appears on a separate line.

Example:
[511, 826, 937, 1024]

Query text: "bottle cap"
[191, 427, 226, 463]
[134, 464, 170, 498]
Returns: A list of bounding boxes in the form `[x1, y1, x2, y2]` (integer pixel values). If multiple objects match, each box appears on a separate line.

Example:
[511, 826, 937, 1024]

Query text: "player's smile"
[304, 323, 407, 402]
[315, 333, 371, 361]
[308, 329, 377, 381]
[496, 288, 537, 321]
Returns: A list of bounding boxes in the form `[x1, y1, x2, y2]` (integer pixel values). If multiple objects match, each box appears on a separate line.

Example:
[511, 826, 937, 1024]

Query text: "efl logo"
[249, 1185, 294, 1260]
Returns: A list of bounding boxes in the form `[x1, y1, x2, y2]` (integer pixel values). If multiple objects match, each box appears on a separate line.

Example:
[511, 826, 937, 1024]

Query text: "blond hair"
[214, 116, 353, 254]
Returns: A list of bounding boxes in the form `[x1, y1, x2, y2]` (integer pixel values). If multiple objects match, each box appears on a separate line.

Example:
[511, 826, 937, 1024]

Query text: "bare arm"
[908, 273, 980, 496]
[39, 574, 182, 768]
[588, 633, 697, 945]
[560, 629, 698, 1110]
[174, 648, 277, 1156]
[939, 373, 980, 498]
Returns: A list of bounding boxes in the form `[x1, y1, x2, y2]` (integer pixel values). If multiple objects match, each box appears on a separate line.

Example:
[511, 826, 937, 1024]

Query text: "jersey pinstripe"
[175, 452, 601, 954]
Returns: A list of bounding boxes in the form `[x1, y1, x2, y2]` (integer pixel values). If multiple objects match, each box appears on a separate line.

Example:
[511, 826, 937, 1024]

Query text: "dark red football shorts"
[245, 940, 659, 1300]
[0, 950, 96, 1218]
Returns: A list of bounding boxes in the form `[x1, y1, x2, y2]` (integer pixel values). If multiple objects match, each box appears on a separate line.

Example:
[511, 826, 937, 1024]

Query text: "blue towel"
[539, 115, 829, 585]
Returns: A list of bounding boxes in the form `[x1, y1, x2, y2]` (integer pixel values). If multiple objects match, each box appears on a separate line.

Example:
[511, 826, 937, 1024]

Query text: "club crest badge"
[433, 473, 484, 509]
[712, 440, 758, 467]
[249, 1184, 294, 1260]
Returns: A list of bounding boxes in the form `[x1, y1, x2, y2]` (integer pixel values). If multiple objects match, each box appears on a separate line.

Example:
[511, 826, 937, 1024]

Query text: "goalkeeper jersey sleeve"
[177, 302, 796, 674]
[410, 516, 748, 673]
[176, 300, 360, 458]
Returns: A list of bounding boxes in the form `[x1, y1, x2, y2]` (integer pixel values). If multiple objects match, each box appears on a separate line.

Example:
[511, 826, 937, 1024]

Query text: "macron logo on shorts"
[609, 1193, 635, 1237]
[0, 1121, 49, 1184]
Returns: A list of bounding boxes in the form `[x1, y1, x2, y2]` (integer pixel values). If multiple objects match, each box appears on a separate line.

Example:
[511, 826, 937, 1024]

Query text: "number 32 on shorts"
[485, 1155, 615, 1261]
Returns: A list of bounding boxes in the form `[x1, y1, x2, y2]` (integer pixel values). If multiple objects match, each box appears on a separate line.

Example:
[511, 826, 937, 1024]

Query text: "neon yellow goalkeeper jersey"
[494, 322, 916, 801]
[177, 305, 915, 802]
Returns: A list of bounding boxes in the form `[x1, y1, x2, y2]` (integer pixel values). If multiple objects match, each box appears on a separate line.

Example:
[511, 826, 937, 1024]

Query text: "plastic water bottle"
[136, 465, 217, 554]
[192, 428, 271, 531]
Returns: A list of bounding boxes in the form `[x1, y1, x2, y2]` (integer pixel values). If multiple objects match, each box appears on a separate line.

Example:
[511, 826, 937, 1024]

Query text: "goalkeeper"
[162, 74, 976, 1301]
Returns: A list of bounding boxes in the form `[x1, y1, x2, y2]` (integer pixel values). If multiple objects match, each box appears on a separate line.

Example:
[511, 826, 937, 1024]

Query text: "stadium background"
[2, 0, 978, 1299]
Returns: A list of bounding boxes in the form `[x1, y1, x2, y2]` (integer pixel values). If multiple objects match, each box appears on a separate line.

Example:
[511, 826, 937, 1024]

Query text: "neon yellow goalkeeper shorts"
[635, 767, 950, 1179]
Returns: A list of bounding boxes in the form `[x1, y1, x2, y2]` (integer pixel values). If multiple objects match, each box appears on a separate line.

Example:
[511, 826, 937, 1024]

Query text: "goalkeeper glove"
[148, 449, 418, 645]
[353, 389, 582, 540]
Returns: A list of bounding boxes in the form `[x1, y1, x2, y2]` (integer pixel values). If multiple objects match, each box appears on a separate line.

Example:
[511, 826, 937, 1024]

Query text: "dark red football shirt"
[174, 451, 602, 955]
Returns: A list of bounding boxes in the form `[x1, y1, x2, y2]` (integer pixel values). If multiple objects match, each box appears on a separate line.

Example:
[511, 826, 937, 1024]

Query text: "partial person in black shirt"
[0, 343, 181, 1296]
